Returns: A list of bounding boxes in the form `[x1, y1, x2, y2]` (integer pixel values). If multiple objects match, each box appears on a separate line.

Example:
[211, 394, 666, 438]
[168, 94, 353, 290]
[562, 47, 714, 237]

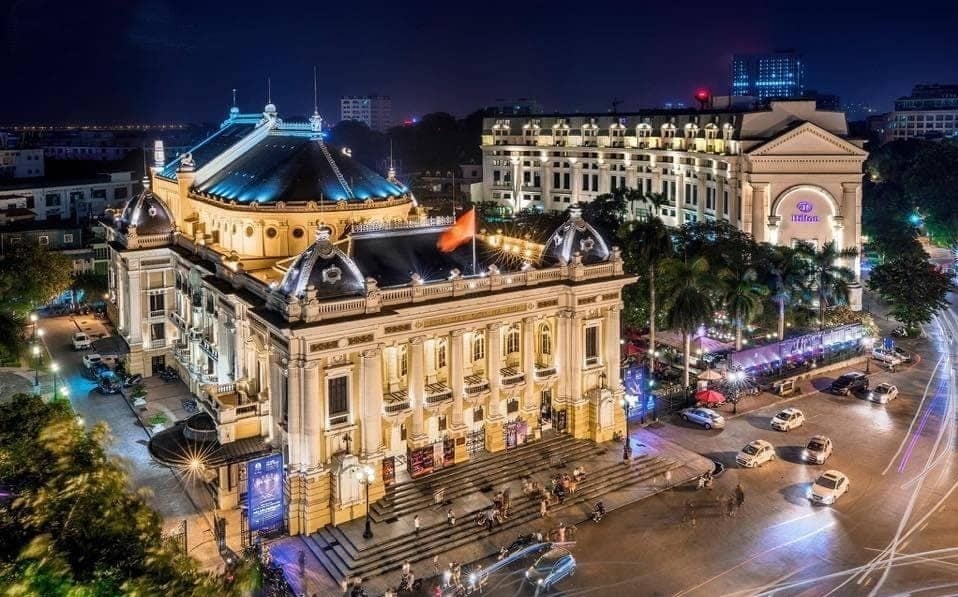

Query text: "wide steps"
[371, 439, 600, 522]
[317, 455, 681, 582]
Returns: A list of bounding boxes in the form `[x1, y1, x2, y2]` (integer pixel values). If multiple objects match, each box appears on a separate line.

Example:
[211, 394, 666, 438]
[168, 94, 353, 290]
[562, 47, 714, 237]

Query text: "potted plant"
[130, 384, 148, 406]
[147, 412, 168, 434]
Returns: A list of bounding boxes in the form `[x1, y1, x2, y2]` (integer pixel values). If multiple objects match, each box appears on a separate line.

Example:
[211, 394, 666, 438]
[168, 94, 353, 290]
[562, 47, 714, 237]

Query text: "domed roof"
[116, 178, 175, 236]
[278, 229, 366, 299]
[543, 204, 610, 265]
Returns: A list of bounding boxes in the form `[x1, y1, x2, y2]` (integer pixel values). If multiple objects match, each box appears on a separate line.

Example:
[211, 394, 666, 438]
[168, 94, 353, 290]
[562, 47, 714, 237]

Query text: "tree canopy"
[0, 245, 74, 316]
[868, 253, 954, 330]
[0, 394, 252, 596]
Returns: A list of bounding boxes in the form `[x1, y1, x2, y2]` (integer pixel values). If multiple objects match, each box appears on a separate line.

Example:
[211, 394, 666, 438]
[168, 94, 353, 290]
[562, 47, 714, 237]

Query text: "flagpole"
[472, 234, 477, 275]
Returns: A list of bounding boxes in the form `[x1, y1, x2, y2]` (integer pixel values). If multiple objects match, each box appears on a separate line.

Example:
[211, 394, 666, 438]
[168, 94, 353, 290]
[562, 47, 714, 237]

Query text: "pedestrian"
[539, 498, 548, 517]
[735, 483, 745, 510]
[340, 576, 349, 596]
[413, 514, 420, 534]
[725, 495, 735, 518]
[447, 509, 456, 525]
[684, 500, 696, 527]
[402, 560, 411, 575]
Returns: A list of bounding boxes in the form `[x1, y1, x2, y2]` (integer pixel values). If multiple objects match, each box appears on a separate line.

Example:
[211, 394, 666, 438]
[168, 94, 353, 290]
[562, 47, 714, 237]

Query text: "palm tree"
[796, 241, 858, 329]
[621, 217, 674, 379]
[661, 256, 720, 387]
[764, 245, 810, 340]
[721, 267, 769, 350]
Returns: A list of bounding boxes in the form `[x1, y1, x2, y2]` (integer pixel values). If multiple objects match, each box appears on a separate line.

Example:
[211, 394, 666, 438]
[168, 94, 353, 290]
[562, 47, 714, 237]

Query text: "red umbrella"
[695, 389, 725, 404]
[625, 343, 643, 357]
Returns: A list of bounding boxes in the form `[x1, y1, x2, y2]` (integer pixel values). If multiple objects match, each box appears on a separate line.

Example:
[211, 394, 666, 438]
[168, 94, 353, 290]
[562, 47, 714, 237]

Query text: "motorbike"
[160, 366, 179, 382]
[397, 573, 422, 593]
[123, 373, 143, 387]
[591, 502, 605, 523]
[508, 532, 540, 551]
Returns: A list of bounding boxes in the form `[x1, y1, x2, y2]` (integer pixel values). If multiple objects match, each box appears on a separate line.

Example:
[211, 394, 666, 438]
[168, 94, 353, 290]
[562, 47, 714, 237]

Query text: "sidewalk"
[270, 430, 713, 596]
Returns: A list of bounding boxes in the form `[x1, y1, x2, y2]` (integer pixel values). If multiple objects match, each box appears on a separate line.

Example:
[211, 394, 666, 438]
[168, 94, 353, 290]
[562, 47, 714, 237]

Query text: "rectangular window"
[438, 415, 447, 432]
[563, 173, 570, 189]
[149, 293, 165, 313]
[328, 376, 349, 417]
[38, 235, 49, 245]
[585, 326, 599, 362]
[150, 322, 165, 341]
[723, 190, 729, 215]
[44, 193, 61, 207]
[472, 406, 484, 423]
[582, 174, 589, 191]
[63, 233, 74, 244]
[553, 172, 560, 188]
[591, 174, 598, 192]
[114, 187, 128, 200]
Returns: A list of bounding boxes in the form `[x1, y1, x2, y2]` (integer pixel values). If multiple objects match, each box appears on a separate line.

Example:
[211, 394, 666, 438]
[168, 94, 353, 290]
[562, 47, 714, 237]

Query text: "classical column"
[361, 347, 383, 457]
[751, 182, 769, 242]
[302, 361, 321, 469]
[605, 306, 622, 388]
[696, 173, 706, 220]
[570, 314, 584, 402]
[571, 161, 582, 204]
[409, 337, 426, 440]
[556, 310, 572, 402]
[286, 360, 303, 468]
[127, 270, 142, 344]
[598, 163, 611, 194]
[486, 323, 503, 420]
[542, 161, 554, 209]
[449, 329, 466, 429]
[522, 316, 536, 412]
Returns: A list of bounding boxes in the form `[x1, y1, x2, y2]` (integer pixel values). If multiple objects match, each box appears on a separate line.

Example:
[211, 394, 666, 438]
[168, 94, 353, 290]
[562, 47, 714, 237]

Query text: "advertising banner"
[247, 453, 285, 532]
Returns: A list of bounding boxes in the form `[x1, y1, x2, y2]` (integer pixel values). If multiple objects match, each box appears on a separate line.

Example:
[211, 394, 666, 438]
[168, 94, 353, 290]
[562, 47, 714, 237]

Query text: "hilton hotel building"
[481, 99, 868, 308]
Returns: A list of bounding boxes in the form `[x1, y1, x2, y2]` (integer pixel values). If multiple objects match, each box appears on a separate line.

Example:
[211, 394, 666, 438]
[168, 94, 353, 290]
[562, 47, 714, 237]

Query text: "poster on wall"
[247, 453, 285, 532]
[382, 456, 396, 487]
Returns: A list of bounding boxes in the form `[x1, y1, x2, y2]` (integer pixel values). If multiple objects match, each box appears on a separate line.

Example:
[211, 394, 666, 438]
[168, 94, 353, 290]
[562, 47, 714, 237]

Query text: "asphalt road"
[36, 313, 200, 521]
[483, 322, 957, 596]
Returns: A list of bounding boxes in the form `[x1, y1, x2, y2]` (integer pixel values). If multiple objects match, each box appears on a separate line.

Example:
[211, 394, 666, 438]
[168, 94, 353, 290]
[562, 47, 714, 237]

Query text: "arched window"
[399, 345, 408, 377]
[437, 339, 447, 369]
[661, 123, 676, 139]
[684, 124, 698, 139]
[539, 323, 553, 356]
[472, 331, 485, 362]
[505, 324, 520, 355]
[637, 123, 652, 138]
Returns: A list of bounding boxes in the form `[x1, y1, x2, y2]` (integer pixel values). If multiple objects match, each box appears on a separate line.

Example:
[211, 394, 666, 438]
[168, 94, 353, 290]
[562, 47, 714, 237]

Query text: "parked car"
[82, 353, 103, 369]
[736, 439, 776, 468]
[771, 407, 806, 432]
[803, 435, 833, 464]
[525, 547, 576, 593]
[809, 470, 850, 505]
[97, 371, 120, 394]
[680, 407, 726, 430]
[891, 346, 912, 362]
[872, 348, 902, 366]
[867, 383, 899, 404]
[830, 372, 869, 396]
[72, 332, 92, 350]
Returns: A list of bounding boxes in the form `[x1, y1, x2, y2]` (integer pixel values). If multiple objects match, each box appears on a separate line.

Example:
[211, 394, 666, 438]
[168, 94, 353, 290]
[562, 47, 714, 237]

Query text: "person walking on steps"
[413, 514, 420, 534]
[725, 495, 736, 518]
[735, 483, 745, 512]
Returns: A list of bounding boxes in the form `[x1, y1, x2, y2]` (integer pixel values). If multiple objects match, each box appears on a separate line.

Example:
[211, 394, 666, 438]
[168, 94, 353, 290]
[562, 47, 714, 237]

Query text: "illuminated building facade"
[105, 101, 633, 534]
[887, 84, 958, 140]
[480, 99, 868, 309]
[340, 95, 393, 132]
[732, 51, 805, 101]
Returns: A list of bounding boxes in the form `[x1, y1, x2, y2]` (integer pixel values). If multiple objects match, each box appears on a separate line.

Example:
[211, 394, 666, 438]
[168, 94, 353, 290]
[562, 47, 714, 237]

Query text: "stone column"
[485, 323, 504, 452]
[696, 173, 706, 220]
[556, 310, 572, 402]
[542, 161, 553, 209]
[449, 329, 466, 430]
[302, 361, 321, 469]
[571, 161, 582, 204]
[286, 360, 303, 468]
[605, 306, 622, 388]
[842, 181, 863, 310]
[751, 183, 768, 242]
[522, 316, 537, 413]
[361, 347, 383, 457]
[127, 270, 142, 344]
[570, 314, 584, 403]
[409, 336, 426, 441]
[599, 163, 611, 194]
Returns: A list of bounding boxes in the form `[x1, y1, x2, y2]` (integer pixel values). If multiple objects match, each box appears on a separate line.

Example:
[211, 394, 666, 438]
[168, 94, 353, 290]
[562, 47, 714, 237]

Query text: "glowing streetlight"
[31, 344, 40, 386]
[354, 465, 375, 539]
[51, 362, 59, 398]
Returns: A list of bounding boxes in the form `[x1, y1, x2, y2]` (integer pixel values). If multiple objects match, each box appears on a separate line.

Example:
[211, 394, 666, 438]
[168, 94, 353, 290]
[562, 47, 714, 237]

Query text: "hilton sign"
[791, 200, 820, 223]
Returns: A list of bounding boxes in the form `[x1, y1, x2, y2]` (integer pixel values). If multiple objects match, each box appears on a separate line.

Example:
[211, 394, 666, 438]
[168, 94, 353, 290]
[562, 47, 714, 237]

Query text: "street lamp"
[354, 465, 375, 539]
[620, 396, 634, 460]
[31, 344, 40, 386]
[51, 362, 59, 399]
[29, 313, 38, 340]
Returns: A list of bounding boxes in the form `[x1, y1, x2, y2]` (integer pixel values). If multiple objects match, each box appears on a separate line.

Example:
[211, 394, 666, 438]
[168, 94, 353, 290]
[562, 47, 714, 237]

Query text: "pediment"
[747, 122, 867, 158]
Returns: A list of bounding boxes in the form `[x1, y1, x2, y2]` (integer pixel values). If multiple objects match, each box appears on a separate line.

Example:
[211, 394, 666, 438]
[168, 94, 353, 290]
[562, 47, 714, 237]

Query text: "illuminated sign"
[247, 453, 285, 531]
[791, 200, 820, 223]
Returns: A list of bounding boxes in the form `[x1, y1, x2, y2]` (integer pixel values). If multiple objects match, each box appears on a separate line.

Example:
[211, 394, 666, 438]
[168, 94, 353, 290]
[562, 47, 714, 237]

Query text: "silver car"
[680, 407, 726, 430]
[803, 435, 833, 464]
[867, 383, 899, 404]
[526, 547, 576, 593]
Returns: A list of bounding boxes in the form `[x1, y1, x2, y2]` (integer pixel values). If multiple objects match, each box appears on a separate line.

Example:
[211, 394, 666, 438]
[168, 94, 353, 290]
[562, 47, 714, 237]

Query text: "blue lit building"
[731, 51, 805, 102]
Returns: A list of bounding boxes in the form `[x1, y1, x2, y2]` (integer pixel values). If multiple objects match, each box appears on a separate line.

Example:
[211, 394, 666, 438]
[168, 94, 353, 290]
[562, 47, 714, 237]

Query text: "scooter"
[591, 502, 605, 523]
[123, 373, 143, 387]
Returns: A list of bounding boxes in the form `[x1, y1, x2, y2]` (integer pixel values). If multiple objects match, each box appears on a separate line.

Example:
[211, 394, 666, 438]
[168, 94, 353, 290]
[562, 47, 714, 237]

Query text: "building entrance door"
[151, 355, 166, 377]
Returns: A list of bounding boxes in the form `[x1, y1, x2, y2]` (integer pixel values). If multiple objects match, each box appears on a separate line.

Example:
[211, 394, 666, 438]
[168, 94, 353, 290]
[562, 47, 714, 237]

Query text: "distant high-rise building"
[731, 51, 805, 102]
[487, 98, 543, 116]
[887, 84, 958, 141]
[339, 95, 392, 132]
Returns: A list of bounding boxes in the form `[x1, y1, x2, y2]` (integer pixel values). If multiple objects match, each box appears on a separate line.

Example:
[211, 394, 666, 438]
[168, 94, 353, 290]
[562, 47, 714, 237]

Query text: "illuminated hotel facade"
[104, 101, 634, 534]
[480, 99, 868, 309]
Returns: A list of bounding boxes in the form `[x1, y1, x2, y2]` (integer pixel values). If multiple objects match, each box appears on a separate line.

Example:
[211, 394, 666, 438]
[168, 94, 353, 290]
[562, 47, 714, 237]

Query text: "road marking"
[767, 511, 818, 529]
[672, 522, 836, 597]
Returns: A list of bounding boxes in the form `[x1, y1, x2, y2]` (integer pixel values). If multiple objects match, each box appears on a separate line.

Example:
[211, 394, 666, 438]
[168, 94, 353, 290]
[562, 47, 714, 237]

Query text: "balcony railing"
[535, 364, 557, 378]
[148, 308, 166, 319]
[200, 338, 219, 360]
[500, 366, 525, 386]
[425, 382, 453, 404]
[464, 374, 489, 396]
[169, 311, 186, 328]
[384, 389, 411, 414]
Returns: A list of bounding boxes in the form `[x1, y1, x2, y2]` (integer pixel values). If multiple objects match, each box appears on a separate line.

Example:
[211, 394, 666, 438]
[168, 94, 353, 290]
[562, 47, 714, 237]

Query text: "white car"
[736, 439, 776, 468]
[809, 470, 850, 505]
[891, 346, 911, 362]
[72, 332, 92, 350]
[872, 348, 902, 366]
[803, 435, 833, 464]
[868, 383, 899, 404]
[82, 353, 103, 369]
[771, 407, 805, 432]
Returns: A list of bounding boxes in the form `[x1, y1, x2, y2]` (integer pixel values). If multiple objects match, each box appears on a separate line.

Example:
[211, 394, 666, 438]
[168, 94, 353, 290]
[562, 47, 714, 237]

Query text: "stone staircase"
[301, 435, 682, 584]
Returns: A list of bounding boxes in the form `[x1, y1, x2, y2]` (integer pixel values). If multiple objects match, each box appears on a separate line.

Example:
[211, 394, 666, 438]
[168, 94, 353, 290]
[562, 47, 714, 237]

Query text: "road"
[483, 316, 957, 596]
[36, 313, 200, 521]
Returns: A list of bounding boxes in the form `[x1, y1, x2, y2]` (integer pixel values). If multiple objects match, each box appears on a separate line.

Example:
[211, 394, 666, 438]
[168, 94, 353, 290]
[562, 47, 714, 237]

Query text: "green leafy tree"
[868, 254, 954, 331]
[0, 246, 74, 315]
[660, 257, 720, 387]
[721, 267, 769, 350]
[620, 217, 674, 376]
[71, 272, 108, 305]
[796, 241, 858, 329]
[763, 245, 811, 340]
[577, 190, 627, 242]
[0, 394, 253, 595]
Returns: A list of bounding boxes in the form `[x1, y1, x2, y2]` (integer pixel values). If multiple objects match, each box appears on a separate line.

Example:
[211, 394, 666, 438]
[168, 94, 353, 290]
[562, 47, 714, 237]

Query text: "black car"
[97, 371, 120, 394]
[829, 371, 868, 395]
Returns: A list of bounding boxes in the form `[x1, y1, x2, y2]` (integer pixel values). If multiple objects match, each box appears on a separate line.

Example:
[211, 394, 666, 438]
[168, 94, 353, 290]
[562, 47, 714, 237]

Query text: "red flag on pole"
[437, 208, 476, 253]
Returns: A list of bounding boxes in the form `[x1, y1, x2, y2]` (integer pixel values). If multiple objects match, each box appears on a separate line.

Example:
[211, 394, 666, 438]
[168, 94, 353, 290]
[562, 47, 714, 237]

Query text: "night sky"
[2, 0, 958, 124]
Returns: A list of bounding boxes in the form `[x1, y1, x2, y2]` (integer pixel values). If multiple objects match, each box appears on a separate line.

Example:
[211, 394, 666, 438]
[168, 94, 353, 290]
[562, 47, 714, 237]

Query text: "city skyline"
[2, 0, 958, 124]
